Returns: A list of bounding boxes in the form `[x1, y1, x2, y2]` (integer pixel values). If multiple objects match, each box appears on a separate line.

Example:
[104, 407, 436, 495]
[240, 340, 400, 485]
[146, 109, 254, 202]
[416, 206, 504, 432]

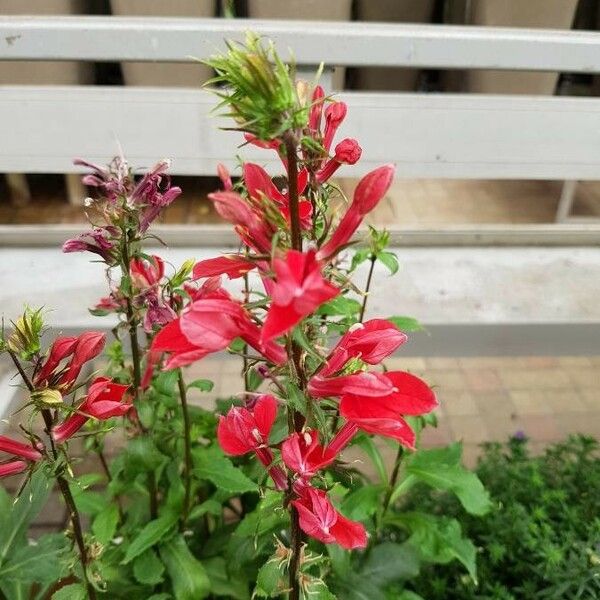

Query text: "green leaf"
[204, 556, 249, 600]
[125, 436, 169, 472]
[154, 370, 179, 394]
[71, 489, 106, 516]
[193, 447, 258, 494]
[133, 549, 165, 586]
[0, 470, 50, 565]
[52, 583, 86, 600]
[376, 251, 399, 275]
[304, 579, 336, 599]
[398, 592, 426, 600]
[187, 379, 214, 392]
[255, 558, 284, 597]
[0, 534, 67, 584]
[122, 512, 178, 564]
[92, 503, 119, 545]
[386, 316, 423, 332]
[160, 535, 210, 600]
[317, 296, 362, 317]
[235, 491, 287, 538]
[359, 542, 420, 585]
[341, 484, 384, 520]
[404, 444, 491, 515]
[390, 512, 478, 582]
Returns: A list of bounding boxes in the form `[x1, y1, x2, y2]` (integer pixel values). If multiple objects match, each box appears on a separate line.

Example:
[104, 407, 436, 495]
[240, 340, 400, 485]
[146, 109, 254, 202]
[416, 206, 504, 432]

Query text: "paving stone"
[447, 415, 490, 444]
[440, 391, 481, 417]
[565, 367, 597, 388]
[426, 369, 468, 391]
[473, 392, 516, 418]
[499, 368, 572, 390]
[464, 368, 504, 393]
[510, 415, 562, 443]
[510, 391, 553, 416]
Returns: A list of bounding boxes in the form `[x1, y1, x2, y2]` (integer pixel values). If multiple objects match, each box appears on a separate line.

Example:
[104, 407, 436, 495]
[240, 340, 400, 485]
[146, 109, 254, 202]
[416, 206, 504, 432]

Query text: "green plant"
[407, 435, 600, 599]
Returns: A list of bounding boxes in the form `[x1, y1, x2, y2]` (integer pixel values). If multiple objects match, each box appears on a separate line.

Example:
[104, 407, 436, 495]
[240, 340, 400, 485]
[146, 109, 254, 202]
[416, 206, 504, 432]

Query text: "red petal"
[331, 513, 368, 549]
[193, 255, 254, 280]
[252, 395, 278, 441]
[384, 371, 438, 415]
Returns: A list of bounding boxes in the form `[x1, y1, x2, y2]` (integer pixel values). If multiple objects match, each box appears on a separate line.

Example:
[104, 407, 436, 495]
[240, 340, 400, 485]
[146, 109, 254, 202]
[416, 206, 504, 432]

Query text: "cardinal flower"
[292, 485, 367, 549]
[63, 228, 117, 263]
[34, 332, 106, 391]
[308, 371, 395, 399]
[261, 250, 339, 343]
[323, 102, 348, 152]
[53, 377, 131, 443]
[281, 430, 336, 479]
[193, 255, 255, 280]
[218, 395, 287, 490]
[317, 165, 395, 260]
[130, 255, 165, 289]
[330, 371, 438, 450]
[321, 319, 408, 377]
[0, 435, 43, 462]
[316, 138, 362, 183]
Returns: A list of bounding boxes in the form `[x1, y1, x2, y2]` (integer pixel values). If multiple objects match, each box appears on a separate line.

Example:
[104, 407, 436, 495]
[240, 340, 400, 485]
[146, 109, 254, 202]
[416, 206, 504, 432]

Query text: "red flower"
[338, 371, 437, 449]
[208, 191, 273, 253]
[53, 377, 131, 443]
[321, 319, 407, 376]
[217, 163, 233, 191]
[60, 332, 106, 389]
[316, 138, 362, 183]
[130, 255, 165, 289]
[243, 163, 312, 230]
[317, 165, 395, 260]
[323, 102, 348, 152]
[218, 395, 287, 490]
[0, 461, 28, 478]
[34, 332, 105, 391]
[152, 295, 287, 368]
[281, 430, 336, 479]
[308, 371, 395, 399]
[261, 250, 339, 343]
[292, 486, 367, 549]
[0, 435, 42, 462]
[193, 255, 255, 280]
[308, 85, 325, 132]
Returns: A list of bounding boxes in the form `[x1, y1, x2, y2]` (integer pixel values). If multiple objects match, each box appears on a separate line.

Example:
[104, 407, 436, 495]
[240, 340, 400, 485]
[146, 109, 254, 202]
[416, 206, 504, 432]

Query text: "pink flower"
[142, 291, 177, 333]
[217, 395, 287, 490]
[53, 377, 131, 443]
[0, 461, 28, 478]
[34, 336, 78, 386]
[73, 157, 128, 200]
[151, 318, 210, 369]
[317, 165, 395, 260]
[193, 255, 255, 280]
[63, 228, 117, 263]
[130, 255, 165, 289]
[292, 485, 367, 549]
[60, 332, 106, 389]
[0, 435, 42, 461]
[308, 85, 325, 132]
[261, 250, 339, 343]
[316, 138, 362, 183]
[217, 163, 233, 191]
[321, 319, 407, 376]
[281, 430, 336, 479]
[337, 371, 438, 449]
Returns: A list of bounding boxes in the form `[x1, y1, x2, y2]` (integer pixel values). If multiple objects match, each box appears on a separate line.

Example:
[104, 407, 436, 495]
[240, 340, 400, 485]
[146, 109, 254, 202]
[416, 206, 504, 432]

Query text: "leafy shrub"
[408, 435, 600, 600]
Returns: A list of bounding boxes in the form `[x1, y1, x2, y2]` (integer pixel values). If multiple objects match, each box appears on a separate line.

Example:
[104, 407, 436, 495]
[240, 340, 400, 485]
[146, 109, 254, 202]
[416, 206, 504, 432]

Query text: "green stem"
[283, 132, 304, 600]
[378, 444, 404, 531]
[8, 350, 96, 600]
[121, 230, 158, 520]
[177, 369, 193, 527]
[359, 255, 376, 322]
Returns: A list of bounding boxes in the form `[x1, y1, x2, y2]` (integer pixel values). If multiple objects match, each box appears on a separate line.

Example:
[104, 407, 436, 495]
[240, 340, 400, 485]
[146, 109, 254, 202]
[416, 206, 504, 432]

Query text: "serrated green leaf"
[204, 556, 249, 600]
[193, 447, 258, 494]
[133, 549, 165, 586]
[389, 512, 478, 582]
[341, 484, 384, 520]
[359, 542, 420, 585]
[255, 559, 284, 597]
[92, 503, 119, 544]
[52, 583, 86, 600]
[376, 251, 399, 275]
[317, 296, 362, 317]
[386, 316, 423, 332]
[125, 436, 168, 472]
[187, 379, 214, 392]
[122, 512, 178, 564]
[160, 535, 210, 600]
[403, 444, 491, 515]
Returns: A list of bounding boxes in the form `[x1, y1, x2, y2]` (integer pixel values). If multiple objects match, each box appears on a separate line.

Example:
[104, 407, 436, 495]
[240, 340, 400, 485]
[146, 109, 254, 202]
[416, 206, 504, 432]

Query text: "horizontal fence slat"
[2, 87, 600, 179]
[1, 224, 600, 248]
[1, 17, 600, 72]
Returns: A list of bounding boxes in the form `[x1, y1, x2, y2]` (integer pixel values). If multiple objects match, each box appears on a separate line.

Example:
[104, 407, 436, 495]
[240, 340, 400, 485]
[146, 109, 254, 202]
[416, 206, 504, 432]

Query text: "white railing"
[1, 17, 600, 244]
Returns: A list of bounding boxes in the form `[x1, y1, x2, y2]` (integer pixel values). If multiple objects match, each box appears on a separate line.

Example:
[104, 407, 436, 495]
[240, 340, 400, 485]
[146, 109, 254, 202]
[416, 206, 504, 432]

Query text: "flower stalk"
[177, 368, 193, 526]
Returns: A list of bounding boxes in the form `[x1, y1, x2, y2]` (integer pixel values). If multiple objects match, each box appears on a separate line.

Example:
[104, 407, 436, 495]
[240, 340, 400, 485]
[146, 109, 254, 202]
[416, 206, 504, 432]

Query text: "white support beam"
[2, 17, 600, 72]
[2, 87, 600, 180]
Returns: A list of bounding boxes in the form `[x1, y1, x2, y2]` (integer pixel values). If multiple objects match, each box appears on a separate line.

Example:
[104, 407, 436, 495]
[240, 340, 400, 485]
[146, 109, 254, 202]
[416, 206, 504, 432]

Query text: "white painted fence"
[0, 17, 600, 243]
